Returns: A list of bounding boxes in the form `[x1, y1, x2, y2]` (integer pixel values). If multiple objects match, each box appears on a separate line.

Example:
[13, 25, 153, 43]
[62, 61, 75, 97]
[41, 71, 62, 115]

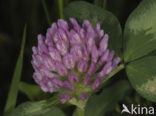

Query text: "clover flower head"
[31, 18, 120, 103]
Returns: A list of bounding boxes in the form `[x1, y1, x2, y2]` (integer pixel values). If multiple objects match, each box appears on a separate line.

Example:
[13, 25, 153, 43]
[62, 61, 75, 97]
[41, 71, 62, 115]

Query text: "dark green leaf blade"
[4, 25, 27, 116]
[85, 80, 131, 116]
[126, 56, 156, 102]
[11, 97, 64, 116]
[124, 0, 156, 62]
[64, 1, 122, 57]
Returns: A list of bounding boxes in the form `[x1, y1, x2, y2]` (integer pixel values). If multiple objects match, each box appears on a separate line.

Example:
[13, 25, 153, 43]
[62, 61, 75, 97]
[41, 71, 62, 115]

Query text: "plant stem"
[69, 98, 86, 116]
[58, 0, 64, 19]
[103, 0, 107, 9]
[68, 98, 86, 110]
[77, 107, 85, 116]
[41, 0, 51, 26]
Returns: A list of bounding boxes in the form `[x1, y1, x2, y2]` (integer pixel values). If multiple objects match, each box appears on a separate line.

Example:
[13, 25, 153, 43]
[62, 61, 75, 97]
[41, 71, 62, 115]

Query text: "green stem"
[103, 0, 107, 9]
[69, 98, 85, 116]
[77, 107, 84, 116]
[41, 0, 51, 26]
[68, 98, 86, 110]
[58, 0, 64, 19]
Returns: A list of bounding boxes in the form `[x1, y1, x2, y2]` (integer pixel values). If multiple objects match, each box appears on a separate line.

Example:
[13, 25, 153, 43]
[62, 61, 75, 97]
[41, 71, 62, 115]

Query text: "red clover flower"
[31, 18, 120, 104]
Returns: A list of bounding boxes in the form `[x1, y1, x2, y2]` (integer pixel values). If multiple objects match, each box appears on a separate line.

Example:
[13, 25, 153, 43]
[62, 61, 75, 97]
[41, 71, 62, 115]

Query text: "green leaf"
[11, 97, 64, 116]
[126, 56, 156, 102]
[85, 80, 131, 116]
[64, 1, 122, 57]
[19, 82, 50, 101]
[124, 0, 156, 62]
[4, 25, 27, 116]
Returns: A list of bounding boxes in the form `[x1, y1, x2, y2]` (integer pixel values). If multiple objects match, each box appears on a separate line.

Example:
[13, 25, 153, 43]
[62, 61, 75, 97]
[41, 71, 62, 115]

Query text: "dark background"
[0, 0, 141, 115]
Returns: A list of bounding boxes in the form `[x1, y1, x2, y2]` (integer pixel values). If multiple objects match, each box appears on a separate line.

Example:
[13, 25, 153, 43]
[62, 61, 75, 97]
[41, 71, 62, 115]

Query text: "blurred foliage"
[2, 0, 154, 116]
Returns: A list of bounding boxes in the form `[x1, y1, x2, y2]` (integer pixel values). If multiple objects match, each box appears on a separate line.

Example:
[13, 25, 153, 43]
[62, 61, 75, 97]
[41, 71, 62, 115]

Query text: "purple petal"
[63, 81, 75, 91]
[98, 61, 112, 78]
[83, 74, 91, 86]
[32, 54, 42, 68]
[82, 20, 94, 34]
[41, 54, 55, 71]
[91, 45, 99, 63]
[32, 47, 38, 55]
[41, 77, 57, 93]
[53, 32, 59, 43]
[63, 53, 75, 69]
[50, 23, 58, 36]
[33, 71, 43, 84]
[40, 84, 49, 92]
[112, 57, 120, 69]
[68, 72, 79, 83]
[98, 49, 109, 66]
[46, 83, 55, 92]
[55, 61, 67, 76]
[78, 59, 88, 73]
[82, 45, 89, 61]
[49, 47, 61, 62]
[69, 18, 81, 32]
[45, 23, 57, 46]
[91, 77, 100, 90]
[95, 24, 104, 38]
[56, 39, 68, 55]
[83, 20, 95, 38]
[79, 28, 85, 41]
[37, 34, 48, 54]
[86, 36, 95, 52]
[39, 65, 56, 78]
[107, 50, 115, 62]
[80, 93, 87, 100]
[70, 30, 82, 45]
[99, 34, 108, 54]
[57, 29, 68, 43]
[105, 66, 113, 75]
[60, 93, 70, 104]
[45, 28, 54, 47]
[57, 19, 68, 30]
[82, 20, 90, 29]
[50, 77, 63, 89]
[87, 62, 96, 75]
[70, 45, 83, 61]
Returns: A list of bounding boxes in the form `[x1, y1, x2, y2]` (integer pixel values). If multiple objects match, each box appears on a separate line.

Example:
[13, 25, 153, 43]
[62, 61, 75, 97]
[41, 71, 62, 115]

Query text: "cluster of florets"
[31, 18, 120, 103]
